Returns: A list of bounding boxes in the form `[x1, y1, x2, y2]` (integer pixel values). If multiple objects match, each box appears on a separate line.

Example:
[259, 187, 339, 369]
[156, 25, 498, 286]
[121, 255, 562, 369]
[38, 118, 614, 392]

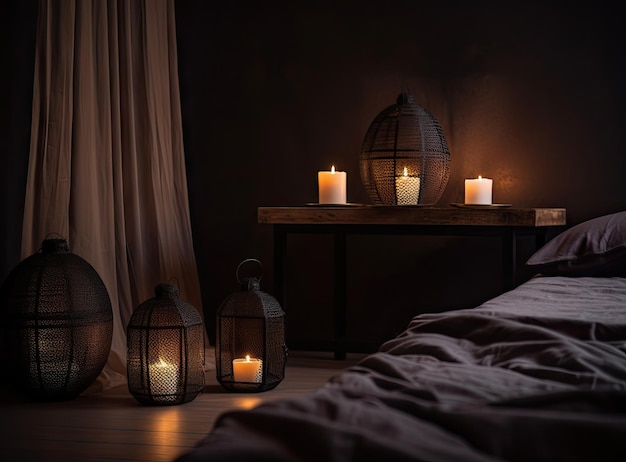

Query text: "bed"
[176, 211, 626, 462]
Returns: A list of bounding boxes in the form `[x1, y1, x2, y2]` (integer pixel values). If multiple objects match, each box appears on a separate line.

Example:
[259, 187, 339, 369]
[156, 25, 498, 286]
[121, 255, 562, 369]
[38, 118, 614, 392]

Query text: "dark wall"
[3, 2, 625, 351]
[175, 1, 626, 348]
[0, 1, 37, 282]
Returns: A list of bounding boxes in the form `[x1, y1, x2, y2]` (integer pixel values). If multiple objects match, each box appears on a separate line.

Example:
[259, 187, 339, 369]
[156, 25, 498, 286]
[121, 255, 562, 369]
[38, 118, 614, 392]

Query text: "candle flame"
[478, 175, 482, 180]
[403, 167, 408, 177]
[331, 165, 335, 173]
[245, 354, 250, 362]
[154, 357, 170, 368]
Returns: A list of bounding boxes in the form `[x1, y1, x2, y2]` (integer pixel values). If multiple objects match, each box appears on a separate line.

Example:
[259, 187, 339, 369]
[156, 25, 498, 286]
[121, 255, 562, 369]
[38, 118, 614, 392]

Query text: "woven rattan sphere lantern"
[127, 283, 205, 405]
[360, 92, 451, 205]
[0, 238, 113, 401]
[216, 259, 287, 393]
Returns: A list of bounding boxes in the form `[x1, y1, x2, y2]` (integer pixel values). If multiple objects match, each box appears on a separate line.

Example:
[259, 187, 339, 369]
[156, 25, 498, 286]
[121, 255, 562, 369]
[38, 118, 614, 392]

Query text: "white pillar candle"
[233, 355, 263, 383]
[395, 167, 420, 205]
[464, 176, 493, 204]
[149, 357, 179, 399]
[318, 166, 347, 204]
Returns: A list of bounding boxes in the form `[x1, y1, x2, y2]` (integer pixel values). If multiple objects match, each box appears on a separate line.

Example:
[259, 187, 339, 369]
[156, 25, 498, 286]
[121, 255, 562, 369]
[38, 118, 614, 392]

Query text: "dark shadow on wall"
[0, 1, 37, 282]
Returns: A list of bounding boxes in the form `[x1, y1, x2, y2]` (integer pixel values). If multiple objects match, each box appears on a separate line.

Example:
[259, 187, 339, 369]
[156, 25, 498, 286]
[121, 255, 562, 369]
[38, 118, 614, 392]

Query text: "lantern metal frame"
[216, 259, 287, 393]
[360, 92, 451, 206]
[127, 283, 205, 406]
[0, 238, 113, 401]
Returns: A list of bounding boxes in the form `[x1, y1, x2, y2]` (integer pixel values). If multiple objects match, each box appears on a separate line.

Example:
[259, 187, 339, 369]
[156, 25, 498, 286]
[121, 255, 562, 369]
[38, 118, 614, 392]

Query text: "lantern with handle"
[216, 259, 287, 392]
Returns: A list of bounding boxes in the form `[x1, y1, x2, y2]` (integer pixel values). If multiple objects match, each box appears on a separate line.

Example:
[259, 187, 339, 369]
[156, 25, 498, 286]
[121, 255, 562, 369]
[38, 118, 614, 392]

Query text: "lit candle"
[318, 165, 347, 204]
[464, 176, 493, 204]
[395, 167, 420, 205]
[232, 355, 263, 383]
[149, 357, 179, 399]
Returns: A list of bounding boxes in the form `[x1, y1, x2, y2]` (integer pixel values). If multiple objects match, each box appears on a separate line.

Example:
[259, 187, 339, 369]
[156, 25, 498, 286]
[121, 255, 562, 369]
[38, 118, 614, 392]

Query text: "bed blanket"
[177, 277, 626, 461]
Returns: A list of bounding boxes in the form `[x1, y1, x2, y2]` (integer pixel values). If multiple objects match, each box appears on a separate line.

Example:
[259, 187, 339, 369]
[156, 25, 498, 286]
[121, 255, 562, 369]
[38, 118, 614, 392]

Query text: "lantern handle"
[236, 258, 263, 284]
[39, 232, 67, 252]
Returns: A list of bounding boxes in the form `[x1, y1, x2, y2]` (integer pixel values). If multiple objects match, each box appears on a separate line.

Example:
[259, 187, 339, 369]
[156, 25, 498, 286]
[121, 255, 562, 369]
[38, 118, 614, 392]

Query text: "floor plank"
[0, 351, 364, 462]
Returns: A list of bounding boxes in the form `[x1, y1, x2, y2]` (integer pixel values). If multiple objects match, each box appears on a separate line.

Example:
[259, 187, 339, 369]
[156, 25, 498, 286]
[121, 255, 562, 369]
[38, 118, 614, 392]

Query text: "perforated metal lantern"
[216, 259, 287, 393]
[360, 92, 451, 205]
[0, 238, 113, 401]
[127, 283, 205, 405]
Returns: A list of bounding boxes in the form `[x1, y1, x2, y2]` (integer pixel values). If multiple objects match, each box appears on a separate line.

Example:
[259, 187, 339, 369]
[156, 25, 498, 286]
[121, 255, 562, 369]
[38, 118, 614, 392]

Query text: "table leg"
[273, 226, 287, 307]
[535, 229, 548, 251]
[502, 229, 517, 291]
[334, 231, 347, 360]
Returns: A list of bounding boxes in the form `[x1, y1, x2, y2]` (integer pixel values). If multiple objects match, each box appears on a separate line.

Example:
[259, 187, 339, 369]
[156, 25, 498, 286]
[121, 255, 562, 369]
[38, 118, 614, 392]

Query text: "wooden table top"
[258, 205, 567, 227]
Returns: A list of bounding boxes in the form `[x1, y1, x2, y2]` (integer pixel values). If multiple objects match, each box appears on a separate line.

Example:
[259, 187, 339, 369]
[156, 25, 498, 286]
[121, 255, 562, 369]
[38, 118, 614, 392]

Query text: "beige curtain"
[22, 0, 205, 391]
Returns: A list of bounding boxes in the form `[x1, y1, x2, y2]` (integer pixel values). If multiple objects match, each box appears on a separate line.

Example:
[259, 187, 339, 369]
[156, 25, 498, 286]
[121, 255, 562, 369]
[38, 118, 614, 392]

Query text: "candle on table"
[233, 355, 263, 383]
[149, 357, 179, 399]
[464, 176, 493, 205]
[318, 165, 347, 204]
[395, 167, 420, 205]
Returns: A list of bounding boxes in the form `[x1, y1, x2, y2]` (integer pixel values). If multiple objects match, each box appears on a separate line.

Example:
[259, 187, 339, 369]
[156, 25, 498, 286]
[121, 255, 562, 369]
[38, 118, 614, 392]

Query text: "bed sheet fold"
[177, 277, 626, 462]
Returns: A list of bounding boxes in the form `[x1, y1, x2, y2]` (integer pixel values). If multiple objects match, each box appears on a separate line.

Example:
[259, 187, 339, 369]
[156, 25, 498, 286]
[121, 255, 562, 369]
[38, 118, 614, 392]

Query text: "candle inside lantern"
[149, 357, 179, 399]
[395, 167, 420, 205]
[318, 165, 347, 204]
[233, 355, 263, 383]
[464, 176, 493, 205]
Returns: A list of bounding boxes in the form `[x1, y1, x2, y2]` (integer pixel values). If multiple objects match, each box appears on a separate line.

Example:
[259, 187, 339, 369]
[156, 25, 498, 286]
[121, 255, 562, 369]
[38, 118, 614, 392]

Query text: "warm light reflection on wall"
[233, 397, 262, 410]
[151, 407, 182, 446]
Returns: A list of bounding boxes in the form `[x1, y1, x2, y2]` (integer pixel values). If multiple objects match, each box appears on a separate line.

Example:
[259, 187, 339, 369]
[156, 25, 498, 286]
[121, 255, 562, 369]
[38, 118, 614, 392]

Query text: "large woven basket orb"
[127, 283, 205, 405]
[0, 238, 113, 401]
[360, 92, 451, 205]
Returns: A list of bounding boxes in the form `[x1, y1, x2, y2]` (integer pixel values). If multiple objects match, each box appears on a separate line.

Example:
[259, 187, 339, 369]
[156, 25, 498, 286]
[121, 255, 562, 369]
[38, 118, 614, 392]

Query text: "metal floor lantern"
[127, 283, 205, 406]
[216, 259, 287, 393]
[360, 92, 451, 205]
[0, 238, 113, 401]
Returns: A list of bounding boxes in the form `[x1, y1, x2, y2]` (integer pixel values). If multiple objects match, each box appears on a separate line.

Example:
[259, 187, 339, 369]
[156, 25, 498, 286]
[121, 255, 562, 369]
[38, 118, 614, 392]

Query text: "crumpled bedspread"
[176, 277, 626, 461]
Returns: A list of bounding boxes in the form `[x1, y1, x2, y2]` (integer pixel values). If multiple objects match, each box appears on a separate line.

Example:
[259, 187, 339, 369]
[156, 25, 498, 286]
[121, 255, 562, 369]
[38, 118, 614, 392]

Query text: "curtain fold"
[22, 0, 204, 392]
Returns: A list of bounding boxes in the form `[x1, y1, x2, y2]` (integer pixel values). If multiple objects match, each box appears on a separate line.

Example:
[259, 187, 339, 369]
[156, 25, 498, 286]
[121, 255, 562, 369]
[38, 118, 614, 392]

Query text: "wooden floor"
[0, 351, 365, 462]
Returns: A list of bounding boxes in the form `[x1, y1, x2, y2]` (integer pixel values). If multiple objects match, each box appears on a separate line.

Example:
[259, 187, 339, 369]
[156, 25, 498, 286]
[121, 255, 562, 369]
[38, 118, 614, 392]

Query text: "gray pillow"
[526, 211, 626, 277]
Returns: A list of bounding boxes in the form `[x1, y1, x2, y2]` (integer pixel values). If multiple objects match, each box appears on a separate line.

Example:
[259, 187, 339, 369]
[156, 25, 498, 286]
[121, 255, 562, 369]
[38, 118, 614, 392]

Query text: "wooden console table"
[258, 206, 567, 359]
